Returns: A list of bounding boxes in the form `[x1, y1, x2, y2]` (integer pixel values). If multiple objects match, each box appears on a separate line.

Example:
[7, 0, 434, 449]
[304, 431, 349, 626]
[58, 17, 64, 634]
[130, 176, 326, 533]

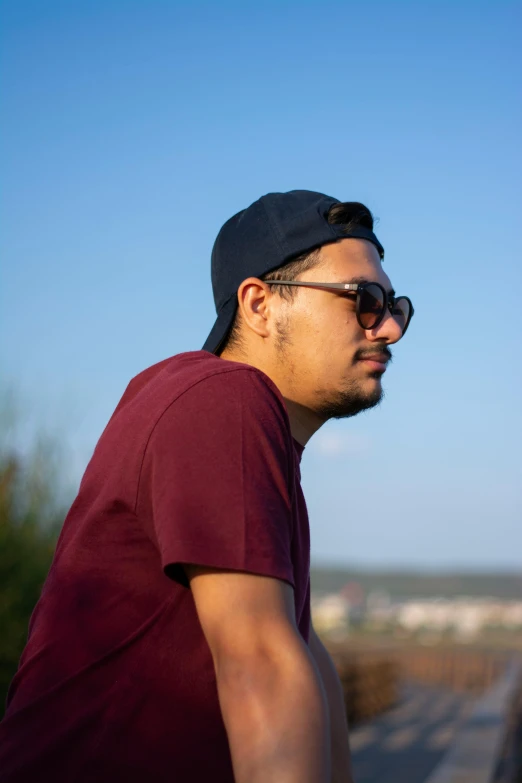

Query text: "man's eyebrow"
[339, 277, 396, 296]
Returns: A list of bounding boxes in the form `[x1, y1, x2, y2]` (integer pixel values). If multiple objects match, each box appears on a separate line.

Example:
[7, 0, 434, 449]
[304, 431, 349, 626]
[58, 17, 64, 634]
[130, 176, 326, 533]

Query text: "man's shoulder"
[140, 352, 295, 481]
[164, 352, 289, 421]
[112, 351, 287, 427]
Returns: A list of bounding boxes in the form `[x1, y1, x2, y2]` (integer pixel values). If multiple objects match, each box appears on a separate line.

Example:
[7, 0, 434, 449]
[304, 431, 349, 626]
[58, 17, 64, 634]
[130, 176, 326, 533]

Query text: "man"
[0, 190, 413, 782]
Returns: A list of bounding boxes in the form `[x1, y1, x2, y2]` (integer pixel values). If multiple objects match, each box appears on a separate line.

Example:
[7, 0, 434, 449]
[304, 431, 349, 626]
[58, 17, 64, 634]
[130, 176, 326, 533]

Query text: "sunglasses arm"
[264, 280, 359, 293]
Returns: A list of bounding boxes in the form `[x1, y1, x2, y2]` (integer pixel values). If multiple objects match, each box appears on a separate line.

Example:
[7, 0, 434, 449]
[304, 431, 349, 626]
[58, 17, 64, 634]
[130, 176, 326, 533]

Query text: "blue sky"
[2, 1, 521, 569]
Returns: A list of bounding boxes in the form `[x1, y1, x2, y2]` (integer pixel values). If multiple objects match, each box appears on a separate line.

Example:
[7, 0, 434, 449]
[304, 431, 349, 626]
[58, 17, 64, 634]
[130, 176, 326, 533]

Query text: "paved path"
[349, 681, 477, 783]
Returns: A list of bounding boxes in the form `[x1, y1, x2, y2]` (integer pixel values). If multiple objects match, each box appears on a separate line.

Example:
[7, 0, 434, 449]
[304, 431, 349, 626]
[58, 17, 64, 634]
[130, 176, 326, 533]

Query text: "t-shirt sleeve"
[137, 368, 296, 588]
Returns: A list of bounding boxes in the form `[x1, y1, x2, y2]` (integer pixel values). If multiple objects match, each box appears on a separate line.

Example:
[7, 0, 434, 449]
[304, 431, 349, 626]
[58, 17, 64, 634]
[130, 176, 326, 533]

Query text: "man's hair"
[219, 201, 376, 354]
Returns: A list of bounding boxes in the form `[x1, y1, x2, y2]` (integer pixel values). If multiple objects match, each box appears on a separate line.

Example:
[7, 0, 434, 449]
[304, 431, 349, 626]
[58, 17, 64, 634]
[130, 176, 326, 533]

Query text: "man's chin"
[366, 369, 385, 381]
[315, 383, 384, 420]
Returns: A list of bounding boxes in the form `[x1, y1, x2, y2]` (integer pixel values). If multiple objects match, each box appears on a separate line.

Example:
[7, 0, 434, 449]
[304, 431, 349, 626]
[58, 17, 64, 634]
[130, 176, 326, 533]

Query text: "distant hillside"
[310, 566, 522, 600]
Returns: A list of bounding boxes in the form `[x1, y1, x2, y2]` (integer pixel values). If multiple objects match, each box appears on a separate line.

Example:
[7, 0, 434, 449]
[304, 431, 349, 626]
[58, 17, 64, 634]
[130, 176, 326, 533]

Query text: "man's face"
[271, 238, 404, 419]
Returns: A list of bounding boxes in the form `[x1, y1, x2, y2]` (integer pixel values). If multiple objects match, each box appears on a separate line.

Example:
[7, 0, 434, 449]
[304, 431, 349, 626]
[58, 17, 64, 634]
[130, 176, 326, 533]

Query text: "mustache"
[354, 347, 393, 363]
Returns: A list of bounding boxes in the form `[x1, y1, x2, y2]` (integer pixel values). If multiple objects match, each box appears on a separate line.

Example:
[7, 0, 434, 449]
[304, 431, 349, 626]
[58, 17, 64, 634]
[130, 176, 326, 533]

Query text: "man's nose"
[365, 308, 403, 344]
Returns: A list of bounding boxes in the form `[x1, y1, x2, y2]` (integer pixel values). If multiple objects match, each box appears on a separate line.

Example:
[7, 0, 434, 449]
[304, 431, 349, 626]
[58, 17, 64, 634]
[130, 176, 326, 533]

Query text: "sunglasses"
[264, 280, 414, 335]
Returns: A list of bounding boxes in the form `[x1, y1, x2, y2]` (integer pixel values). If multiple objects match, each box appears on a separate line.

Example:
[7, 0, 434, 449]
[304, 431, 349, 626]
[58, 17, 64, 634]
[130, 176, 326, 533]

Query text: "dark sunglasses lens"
[392, 297, 411, 332]
[359, 284, 385, 328]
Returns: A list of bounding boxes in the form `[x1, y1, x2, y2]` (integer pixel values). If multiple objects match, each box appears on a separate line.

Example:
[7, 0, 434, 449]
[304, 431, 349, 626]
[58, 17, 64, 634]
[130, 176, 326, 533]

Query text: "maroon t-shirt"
[0, 351, 311, 782]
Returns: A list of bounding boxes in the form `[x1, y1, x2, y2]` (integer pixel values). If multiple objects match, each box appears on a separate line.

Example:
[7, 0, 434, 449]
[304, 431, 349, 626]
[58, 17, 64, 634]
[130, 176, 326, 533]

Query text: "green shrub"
[0, 445, 63, 714]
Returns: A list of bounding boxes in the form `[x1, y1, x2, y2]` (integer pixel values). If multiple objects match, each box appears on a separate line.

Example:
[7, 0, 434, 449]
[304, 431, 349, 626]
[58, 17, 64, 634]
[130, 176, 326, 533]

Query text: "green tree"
[0, 437, 64, 714]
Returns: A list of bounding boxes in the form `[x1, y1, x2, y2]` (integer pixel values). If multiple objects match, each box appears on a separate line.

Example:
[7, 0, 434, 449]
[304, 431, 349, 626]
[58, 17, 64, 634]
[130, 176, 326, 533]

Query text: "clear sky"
[2, 0, 521, 570]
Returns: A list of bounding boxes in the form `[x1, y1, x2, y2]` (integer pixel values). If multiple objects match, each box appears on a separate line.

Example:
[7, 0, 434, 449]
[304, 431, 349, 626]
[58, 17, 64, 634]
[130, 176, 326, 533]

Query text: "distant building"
[311, 594, 350, 634]
[395, 598, 522, 639]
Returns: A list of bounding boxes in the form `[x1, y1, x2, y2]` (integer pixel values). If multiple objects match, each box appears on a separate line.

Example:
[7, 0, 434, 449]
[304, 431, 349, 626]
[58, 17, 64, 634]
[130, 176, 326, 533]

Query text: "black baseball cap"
[202, 189, 384, 354]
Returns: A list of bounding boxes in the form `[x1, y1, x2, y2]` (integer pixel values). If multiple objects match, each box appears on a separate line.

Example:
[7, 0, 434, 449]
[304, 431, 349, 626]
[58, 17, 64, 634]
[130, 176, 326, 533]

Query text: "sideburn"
[274, 313, 292, 355]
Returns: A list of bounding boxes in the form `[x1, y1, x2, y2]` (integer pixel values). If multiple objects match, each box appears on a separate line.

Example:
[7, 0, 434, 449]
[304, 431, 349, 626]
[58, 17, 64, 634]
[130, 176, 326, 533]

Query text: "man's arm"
[309, 627, 354, 783]
[186, 566, 331, 783]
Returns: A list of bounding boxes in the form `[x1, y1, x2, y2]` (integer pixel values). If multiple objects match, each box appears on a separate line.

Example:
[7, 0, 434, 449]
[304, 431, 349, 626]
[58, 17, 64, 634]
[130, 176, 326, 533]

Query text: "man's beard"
[313, 375, 384, 420]
[274, 315, 387, 420]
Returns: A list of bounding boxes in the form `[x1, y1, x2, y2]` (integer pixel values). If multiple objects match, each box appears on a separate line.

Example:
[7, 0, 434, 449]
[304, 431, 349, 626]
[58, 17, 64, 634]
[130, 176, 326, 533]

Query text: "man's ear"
[236, 278, 272, 340]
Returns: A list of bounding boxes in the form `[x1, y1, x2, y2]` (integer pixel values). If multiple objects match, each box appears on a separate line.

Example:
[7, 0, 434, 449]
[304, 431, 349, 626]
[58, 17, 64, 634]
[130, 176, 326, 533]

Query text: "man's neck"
[279, 398, 325, 447]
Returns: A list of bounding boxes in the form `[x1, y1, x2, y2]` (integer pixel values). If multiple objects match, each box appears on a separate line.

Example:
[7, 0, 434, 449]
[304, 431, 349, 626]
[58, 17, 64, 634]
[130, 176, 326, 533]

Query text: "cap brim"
[202, 296, 238, 354]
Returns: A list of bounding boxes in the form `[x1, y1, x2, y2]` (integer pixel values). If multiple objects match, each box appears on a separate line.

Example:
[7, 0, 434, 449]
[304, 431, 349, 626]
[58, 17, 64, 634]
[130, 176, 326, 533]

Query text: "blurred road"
[349, 682, 476, 783]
